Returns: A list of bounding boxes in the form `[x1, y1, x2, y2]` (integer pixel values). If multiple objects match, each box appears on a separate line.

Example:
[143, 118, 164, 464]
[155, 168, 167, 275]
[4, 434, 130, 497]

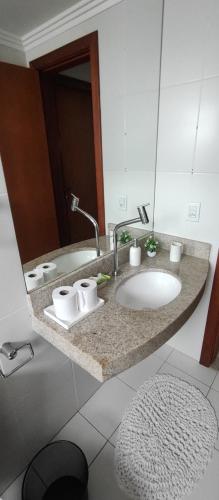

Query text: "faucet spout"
[70, 193, 100, 257]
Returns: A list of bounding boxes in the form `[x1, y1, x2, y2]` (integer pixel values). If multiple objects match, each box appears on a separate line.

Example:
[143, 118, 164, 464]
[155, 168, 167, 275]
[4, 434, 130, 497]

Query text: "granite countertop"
[31, 249, 209, 382]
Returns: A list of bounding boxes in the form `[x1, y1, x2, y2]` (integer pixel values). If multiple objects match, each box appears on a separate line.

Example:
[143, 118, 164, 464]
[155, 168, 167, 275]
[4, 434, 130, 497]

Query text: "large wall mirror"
[0, 0, 163, 291]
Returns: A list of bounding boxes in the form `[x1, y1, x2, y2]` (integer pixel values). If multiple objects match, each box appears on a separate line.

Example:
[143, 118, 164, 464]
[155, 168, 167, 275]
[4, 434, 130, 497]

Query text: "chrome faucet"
[113, 205, 150, 276]
[71, 193, 100, 257]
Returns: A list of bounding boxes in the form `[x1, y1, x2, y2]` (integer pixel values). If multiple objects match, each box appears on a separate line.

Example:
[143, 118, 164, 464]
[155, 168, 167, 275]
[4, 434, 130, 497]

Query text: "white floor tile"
[211, 371, 219, 392]
[109, 426, 120, 447]
[54, 413, 106, 465]
[207, 389, 219, 450]
[118, 354, 164, 390]
[2, 472, 24, 500]
[153, 343, 173, 361]
[88, 442, 129, 500]
[159, 362, 209, 395]
[182, 450, 219, 499]
[80, 378, 135, 438]
[167, 349, 217, 386]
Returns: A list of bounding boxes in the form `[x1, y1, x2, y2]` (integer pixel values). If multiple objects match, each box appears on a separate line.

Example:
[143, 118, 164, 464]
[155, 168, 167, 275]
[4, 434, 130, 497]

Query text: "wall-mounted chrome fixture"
[113, 204, 150, 276]
[71, 193, 100, 258]
[0, 342, 34, 378]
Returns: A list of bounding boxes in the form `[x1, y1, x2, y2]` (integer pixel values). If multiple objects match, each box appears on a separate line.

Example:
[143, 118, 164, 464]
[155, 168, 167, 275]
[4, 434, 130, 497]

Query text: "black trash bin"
[22, 441, 88, 500]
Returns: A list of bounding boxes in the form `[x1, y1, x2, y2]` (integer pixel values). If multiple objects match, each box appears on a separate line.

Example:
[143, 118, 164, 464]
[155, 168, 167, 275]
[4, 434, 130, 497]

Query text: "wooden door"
[200, 251, 219, 366]
[0, 61, 60, 263]
[54, 75, 98, 244]
[40, 73, 98, 246]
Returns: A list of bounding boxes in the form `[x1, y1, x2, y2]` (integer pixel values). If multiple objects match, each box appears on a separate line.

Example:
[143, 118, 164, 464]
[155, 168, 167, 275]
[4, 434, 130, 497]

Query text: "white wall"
[154, 0, 219, 360]
[0, 154, 101, 493]
[26, 0, 163, 230]
[0, 44, 26, 66]
[0, 156, 75, 493]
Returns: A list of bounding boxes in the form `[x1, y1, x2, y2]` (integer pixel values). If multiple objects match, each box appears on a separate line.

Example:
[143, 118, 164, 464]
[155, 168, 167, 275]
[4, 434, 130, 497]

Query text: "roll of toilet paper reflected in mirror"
[170, 242, 183, 263]
[24, 269, 44, 291]
[74, 279, 98, 312]
[36, 262, 57, 282]
[52, 286, 78, 321]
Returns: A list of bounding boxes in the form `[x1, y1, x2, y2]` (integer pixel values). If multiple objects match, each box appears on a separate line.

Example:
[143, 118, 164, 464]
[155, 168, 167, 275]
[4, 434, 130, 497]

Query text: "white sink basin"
[116, 270, 182, 310]
[52, 248, 103, 274]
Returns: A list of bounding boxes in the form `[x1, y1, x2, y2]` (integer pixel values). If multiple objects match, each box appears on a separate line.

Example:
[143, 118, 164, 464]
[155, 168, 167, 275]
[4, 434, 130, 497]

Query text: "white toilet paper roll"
[74, 279, 98, 312]
[24, 269, 44, 292]
[36, 262, 57, 282]
[52, 286, 78, 321]
[170, 242, 183, 263]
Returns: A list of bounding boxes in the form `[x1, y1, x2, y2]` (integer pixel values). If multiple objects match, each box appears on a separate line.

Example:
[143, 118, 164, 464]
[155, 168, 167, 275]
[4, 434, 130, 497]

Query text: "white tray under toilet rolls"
[44, 278, 104, 330]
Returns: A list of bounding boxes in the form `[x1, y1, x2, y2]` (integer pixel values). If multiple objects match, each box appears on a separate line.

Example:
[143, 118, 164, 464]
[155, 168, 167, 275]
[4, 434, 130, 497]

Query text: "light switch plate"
[118, 195, 127, 211]
[187, 202, 201, 222]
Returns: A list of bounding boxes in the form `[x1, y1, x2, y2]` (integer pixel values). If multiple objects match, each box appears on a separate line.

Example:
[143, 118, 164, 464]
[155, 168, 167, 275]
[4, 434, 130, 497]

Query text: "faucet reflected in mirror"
[0, 3, 163, 292]
[71, 193, 100, 258]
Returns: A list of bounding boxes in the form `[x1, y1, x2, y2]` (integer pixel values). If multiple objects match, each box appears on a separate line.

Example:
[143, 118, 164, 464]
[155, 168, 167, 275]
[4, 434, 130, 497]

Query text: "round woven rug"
[115, 374, 218, 500]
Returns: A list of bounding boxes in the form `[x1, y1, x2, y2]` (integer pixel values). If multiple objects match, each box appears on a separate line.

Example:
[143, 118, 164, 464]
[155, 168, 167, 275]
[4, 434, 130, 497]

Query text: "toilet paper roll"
[170, 242, 183, 263]
[52, 286, 78, 321]
[24, 269, 44, 292]
[74, 279, 98, 312]
[36, 262, 57, 282]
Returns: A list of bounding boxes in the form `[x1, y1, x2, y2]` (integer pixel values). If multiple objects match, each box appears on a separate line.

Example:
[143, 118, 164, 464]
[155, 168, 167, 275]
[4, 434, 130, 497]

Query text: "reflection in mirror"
[0, 1, 163, 291]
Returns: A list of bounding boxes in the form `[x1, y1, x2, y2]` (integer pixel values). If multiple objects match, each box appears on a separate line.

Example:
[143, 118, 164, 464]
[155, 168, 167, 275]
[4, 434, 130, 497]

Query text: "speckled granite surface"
[31, 249, 209, 382]
[23, 227, 148, 274]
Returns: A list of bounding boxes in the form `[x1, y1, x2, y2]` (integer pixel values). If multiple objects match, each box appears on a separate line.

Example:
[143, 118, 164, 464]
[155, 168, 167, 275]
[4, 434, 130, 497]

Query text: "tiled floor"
[2, 344, 219, 500]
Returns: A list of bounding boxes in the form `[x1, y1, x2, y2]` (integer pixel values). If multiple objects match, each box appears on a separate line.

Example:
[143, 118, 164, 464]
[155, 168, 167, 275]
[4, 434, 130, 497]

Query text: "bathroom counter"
[31, 249, 209, 382]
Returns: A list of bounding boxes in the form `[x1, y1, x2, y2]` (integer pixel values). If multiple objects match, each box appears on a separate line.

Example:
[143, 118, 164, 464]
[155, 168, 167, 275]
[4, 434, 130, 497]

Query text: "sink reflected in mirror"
[52, 248, 103, 274]
[116, 270, 182, 310]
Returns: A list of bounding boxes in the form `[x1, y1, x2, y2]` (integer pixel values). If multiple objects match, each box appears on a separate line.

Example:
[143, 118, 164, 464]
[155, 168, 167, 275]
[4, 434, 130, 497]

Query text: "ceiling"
[0, 0, 82, 37]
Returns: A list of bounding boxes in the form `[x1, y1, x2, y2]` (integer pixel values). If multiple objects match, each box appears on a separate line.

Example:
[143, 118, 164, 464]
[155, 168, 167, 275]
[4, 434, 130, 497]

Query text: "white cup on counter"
[170, 241, 183, 263]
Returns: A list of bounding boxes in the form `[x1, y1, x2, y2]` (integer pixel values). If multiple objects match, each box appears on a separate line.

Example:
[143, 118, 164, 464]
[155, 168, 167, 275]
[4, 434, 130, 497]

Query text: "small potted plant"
[119, 230, 132, 245]
[144, 235, 159, 257]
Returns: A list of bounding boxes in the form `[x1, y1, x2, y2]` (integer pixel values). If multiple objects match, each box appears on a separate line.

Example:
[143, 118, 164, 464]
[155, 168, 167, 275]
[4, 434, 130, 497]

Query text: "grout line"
[108, 423, 120, 445]
[78, 411, 109, 441]
[88, 441, 109, 468]
[152, 0, 165, 229]
[164, 359, 212, 388]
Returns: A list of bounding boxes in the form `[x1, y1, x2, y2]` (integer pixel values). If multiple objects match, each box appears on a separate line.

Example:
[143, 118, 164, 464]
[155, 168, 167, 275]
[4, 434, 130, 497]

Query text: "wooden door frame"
[200, 250, 219, 366]
[30, 31, 105, 236]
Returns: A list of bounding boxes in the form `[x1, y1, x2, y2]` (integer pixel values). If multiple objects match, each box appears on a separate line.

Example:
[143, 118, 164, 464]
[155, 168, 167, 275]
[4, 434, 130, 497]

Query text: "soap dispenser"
[129, 239, 141, 266]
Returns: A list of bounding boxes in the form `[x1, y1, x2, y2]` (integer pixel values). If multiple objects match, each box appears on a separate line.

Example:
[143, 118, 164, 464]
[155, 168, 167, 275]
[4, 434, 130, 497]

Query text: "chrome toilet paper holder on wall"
[0, 342, 34, 378]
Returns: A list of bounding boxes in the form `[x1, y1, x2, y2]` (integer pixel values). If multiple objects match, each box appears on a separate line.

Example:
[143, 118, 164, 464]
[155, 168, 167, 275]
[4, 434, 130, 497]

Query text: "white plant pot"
[147, 250, 156, 257]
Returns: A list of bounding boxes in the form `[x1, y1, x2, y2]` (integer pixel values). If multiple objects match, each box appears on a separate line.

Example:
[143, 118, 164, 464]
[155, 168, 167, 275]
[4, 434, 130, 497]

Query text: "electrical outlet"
[187, 202, 201, 222]
[118, 195, 127, 211]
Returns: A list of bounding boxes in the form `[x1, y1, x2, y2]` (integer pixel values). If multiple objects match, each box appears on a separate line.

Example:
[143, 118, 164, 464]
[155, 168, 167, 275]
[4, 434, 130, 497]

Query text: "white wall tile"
[154, 171, 219, 359]
[157, 83, 200, 172]
[195, 77, 219, 173]
[125, 91, 158, 172]
[104, 170, 154, 229]
[101, 96, 125, 172]
[125, 0, 163, 93]
[203, 0, 219, 78]
[0, 194, 27, 318]
[161, 0, 208, 87]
